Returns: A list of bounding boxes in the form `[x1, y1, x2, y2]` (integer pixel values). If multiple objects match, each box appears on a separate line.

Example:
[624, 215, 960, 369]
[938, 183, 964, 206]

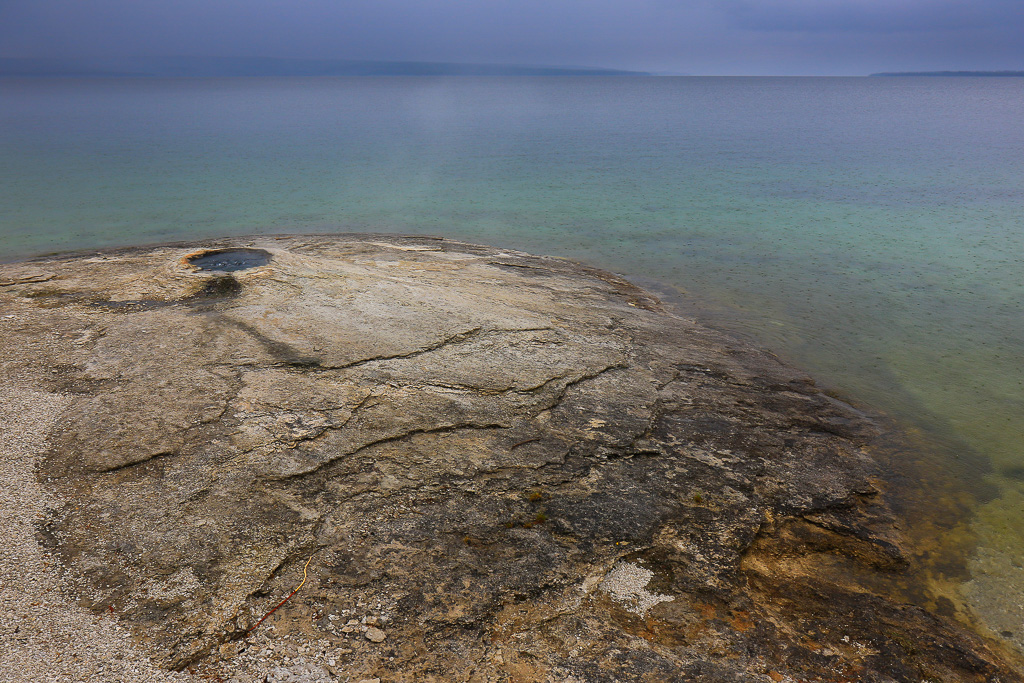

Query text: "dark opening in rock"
[187, 249, 271, 272]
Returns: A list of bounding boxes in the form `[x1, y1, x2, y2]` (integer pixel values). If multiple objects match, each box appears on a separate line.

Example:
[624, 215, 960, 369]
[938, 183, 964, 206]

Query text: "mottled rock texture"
[1, 235, 1020, 682]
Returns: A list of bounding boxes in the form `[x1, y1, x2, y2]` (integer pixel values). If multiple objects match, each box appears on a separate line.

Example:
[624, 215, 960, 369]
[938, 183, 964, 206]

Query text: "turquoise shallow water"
[2, 75, 1024, 631]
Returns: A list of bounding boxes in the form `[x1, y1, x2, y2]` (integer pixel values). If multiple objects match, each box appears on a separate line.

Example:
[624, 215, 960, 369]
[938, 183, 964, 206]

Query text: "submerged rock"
[1, 234, 1019, 681]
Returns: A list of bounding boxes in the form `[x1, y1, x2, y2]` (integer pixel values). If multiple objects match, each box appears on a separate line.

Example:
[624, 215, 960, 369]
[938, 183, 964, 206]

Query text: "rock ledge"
[1, 234, 1019, 682]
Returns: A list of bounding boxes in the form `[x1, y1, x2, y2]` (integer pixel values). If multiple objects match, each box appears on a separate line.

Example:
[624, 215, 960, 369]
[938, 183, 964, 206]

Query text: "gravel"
[0, 385, 387, 681]
[0, 387, 191, 682]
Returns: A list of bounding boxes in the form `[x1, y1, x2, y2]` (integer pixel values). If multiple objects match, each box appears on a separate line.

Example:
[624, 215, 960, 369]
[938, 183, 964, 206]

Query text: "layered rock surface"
[0, 235, 1019, 681]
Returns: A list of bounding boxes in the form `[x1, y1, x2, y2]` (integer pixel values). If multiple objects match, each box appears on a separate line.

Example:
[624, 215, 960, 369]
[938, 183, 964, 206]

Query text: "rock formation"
[0, 235, 1019, 681]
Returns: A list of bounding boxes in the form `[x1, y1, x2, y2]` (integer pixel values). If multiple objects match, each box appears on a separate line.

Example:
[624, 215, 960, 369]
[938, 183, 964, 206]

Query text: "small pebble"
[364, 627, 386, 643]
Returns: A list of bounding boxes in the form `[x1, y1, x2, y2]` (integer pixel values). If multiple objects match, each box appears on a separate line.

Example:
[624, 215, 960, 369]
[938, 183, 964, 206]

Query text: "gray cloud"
[0, 0, 1021, 75]
[726, 0, 1024, 33]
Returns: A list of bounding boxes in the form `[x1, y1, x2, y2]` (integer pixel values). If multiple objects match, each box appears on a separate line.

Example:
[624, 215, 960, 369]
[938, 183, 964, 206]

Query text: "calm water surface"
[2, 76, 1023, 636]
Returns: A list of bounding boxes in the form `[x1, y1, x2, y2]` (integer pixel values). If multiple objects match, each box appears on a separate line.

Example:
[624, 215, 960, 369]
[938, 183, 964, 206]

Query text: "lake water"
[2, 76, 1023, 642]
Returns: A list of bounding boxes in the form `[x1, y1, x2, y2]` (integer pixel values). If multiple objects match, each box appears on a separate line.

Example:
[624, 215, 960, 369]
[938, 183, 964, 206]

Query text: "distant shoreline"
[0, 56, 649, 78]
[870, 70, 1024, 77]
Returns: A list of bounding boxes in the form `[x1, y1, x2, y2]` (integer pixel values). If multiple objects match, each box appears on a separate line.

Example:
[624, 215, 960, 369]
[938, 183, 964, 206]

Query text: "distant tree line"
[870, 71, 1024, 77]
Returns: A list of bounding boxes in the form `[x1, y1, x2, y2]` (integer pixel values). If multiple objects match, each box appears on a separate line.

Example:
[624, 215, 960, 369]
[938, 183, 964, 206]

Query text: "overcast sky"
[1, 0, 1022, 75]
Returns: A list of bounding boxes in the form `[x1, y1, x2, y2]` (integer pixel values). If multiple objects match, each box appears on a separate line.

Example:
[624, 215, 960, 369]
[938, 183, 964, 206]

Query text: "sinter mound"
[1, 235, 1020, 682]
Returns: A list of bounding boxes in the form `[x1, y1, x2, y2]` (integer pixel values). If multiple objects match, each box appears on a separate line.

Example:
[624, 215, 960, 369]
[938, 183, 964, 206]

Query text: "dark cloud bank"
[0, 0, 1021, 75]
